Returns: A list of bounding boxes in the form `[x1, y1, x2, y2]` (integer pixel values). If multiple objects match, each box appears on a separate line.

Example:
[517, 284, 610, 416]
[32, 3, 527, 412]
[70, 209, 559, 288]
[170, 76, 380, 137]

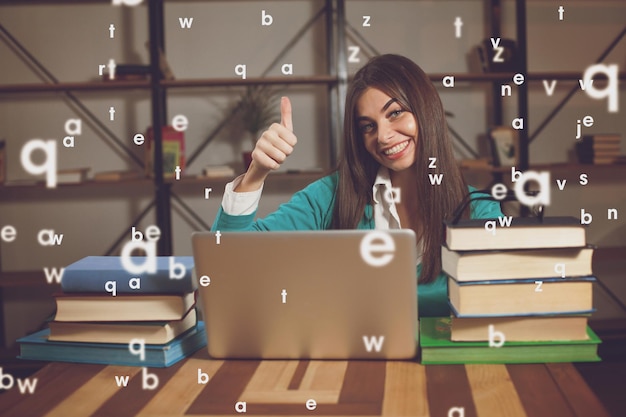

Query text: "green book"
[420, 317, 601, 365]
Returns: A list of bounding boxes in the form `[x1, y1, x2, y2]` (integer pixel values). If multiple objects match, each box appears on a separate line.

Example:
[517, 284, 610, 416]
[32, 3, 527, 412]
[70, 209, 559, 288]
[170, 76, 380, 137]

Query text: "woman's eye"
[389, 109, 404, 118]
[360, 123, 375, 133]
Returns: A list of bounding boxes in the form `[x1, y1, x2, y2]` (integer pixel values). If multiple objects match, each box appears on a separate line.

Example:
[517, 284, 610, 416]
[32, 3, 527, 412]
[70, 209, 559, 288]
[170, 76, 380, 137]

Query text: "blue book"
[17, 322, 206, 368]
[61, 256, 196, 294]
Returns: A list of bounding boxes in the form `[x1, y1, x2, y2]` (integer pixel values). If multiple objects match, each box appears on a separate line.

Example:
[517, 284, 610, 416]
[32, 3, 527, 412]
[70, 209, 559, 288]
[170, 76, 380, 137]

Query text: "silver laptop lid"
[192, 230, 418, 359]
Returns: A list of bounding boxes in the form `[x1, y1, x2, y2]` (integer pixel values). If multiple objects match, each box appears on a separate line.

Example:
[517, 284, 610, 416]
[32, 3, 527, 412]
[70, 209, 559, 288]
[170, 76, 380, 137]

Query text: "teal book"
[17, 321, 206, 368]
[61, 256, 196, 294]
[420, 317, 601, 365]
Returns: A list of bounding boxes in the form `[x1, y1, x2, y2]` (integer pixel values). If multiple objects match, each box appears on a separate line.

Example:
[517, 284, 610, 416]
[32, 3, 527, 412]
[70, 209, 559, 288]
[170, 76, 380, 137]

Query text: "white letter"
[64, 118, 82, 136]
[443, 76, 455, 87]
[281, 64, 293, 75]
[235, 401, 247, 413]
[608, 208, 618, 220]
[348, 46, 360, 63]
[583, 63, 618, 112]
[454, 17, 463, 38]
[105, 280, 117, 296]
[579, 173, 588, 185]
[21, 139, 57, 188]
[145, 225, 161, 242]
[169, 256, 186, 280]
[235, 64, 247, 80]
[513, 171, 550, 206]
[484, 220, 496, 236]
[178, 17, 193, 29]
[512, 117, 524, 130]
[0, 367, 15, 390]
[488, 325, 505, 347]
[199, 275, 211, 287]
[306, 399, 317, 410]
[580, 208, 593, 225]
[543, 80, 557, 96]
[360, 231, 395, 267]
[43, 267, 64, 284]
[513, 73, 524, 85]
[112, 0, 143, 5]
[121, 240, 157, 274]
[129, 277, 141, 290]
[582, 115, 594, 128]
[491, 183, 507, 200]
[142, 367, 159, 390]
[129, 339, 145, 361]
[1, 225, 17, 242]
[554, 263, 565, 278]
[362, 335, 385, 352]
[133, 134, 144, 145]
[501, 84, 511, 97]
[17, 378, 38, 394]
[261, 10, 273, 26]
[198, 368, 209, 384]
[172, 114, 188, 132]
[363, 16, 371, 27]
[556, 179, 567, 190]
[448, 407, 465, 417]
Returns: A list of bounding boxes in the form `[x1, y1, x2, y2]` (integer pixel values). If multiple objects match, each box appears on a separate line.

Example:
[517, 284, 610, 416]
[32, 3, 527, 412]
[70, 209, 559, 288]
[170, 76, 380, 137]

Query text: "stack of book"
[576, 133, 624, 165]
[421, 216, 601, 364]
[18, 256, 206, 367]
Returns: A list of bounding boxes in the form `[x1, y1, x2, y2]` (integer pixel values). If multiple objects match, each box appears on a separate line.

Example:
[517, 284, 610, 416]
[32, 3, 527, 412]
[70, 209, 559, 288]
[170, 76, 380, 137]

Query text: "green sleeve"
[211, 174, 337, 232]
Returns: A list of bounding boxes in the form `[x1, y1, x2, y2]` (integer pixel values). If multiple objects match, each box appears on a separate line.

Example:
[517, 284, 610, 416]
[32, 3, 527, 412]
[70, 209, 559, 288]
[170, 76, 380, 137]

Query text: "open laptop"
[191, 230, 418, 359]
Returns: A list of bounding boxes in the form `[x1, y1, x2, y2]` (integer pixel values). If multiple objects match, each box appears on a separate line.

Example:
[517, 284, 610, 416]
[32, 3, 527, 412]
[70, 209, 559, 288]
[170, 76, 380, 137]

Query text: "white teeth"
[383, 141, 409, 155]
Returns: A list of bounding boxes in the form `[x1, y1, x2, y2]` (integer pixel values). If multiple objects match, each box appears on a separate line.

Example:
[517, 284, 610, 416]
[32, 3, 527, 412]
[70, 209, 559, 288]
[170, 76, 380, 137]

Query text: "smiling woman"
[211, 54, 503, 317]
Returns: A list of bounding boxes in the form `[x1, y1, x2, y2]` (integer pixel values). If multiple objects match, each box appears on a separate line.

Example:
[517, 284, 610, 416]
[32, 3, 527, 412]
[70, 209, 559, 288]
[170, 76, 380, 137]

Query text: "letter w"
[115, 375, 130, 387]
[179, 17, 193, 28]
[362, 335, 385, 352]
[43, 267, 64, 284]
[428, 173, 443, 185]
[497, 216, 513, 227]
[17, 378, 37, 394]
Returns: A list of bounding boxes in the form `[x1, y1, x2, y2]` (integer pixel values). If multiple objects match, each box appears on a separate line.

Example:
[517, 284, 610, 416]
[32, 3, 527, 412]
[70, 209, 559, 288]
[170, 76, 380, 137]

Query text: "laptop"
[191, 230, 418, 359]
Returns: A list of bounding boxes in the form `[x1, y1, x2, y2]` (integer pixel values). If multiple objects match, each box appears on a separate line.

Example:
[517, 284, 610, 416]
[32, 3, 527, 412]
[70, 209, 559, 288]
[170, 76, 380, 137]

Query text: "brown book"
[48, 308, 196, 344]
[93, 170, 142, 182]
[444, 216, 586, 251]
[441, 245, 593, 282]
[448, 276, 595, 317]
[57, 167, 90, 184]
[54, 292, 196, 322]
[450, 315, 589, 342]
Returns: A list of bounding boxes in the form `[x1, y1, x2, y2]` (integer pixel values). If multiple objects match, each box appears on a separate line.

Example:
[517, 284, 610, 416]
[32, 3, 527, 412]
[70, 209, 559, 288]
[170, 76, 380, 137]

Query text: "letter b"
[142, 367, 159, 390]
[0, 368, 14, 390]
[581, 209, 593, 225]
[261, 10, 273, 26]
[198, 368, 209, 384]
[488, 325, 505, 348]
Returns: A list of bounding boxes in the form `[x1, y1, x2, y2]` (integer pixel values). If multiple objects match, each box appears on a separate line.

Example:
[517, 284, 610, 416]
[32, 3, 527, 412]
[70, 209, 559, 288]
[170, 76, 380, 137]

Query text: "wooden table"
[0, 348, 612, 417]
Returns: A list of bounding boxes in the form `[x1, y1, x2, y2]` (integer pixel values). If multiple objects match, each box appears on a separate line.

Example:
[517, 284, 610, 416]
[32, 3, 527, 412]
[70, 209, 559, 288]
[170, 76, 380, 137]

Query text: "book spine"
[61, 270, 196, 294]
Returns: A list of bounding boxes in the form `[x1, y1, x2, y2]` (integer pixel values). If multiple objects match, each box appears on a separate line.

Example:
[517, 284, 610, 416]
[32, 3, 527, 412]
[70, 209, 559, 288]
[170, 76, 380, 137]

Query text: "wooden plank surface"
[465, 364, 526, 417]
[0, 358, 613, 417]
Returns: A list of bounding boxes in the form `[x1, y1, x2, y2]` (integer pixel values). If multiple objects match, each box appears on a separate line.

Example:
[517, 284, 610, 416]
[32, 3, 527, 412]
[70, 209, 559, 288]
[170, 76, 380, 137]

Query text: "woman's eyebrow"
[381, 98, 398, 111]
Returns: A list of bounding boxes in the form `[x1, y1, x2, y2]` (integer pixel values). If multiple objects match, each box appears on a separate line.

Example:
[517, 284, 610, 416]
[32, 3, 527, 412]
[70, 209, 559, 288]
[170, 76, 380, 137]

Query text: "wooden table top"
[0, 348, 612, 417]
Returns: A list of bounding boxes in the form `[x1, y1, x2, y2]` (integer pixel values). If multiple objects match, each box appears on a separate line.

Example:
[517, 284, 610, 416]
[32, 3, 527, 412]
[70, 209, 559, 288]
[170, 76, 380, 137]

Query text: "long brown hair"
[331, 54, 469, 284]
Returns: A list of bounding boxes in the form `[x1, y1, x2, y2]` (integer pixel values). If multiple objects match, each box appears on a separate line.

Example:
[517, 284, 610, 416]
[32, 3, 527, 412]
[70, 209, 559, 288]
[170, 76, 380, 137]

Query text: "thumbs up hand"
[237, 97, 298, 191]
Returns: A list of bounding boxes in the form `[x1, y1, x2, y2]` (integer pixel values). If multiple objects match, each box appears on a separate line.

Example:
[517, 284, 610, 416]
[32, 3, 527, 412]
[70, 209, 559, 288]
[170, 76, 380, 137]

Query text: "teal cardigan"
[212, 172, 503, 317]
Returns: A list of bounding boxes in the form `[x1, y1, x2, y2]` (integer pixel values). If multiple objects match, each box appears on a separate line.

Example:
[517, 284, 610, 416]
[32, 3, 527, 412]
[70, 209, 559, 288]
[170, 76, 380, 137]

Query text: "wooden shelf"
[4, 71, 624, 94]
[0, 80, 150, 94]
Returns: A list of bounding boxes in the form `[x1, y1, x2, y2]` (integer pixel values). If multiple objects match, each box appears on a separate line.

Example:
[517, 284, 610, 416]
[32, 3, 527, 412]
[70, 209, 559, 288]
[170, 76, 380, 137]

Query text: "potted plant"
[237, 85, 280, 168]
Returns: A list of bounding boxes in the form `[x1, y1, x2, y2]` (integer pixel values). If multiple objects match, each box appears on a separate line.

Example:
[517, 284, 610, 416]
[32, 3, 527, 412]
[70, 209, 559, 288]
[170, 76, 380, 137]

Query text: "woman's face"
[356, 87, 418, 172]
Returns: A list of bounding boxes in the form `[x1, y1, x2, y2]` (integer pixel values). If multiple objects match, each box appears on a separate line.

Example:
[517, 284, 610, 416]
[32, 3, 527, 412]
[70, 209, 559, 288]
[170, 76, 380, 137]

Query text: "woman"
[212, 54, 503, 316]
